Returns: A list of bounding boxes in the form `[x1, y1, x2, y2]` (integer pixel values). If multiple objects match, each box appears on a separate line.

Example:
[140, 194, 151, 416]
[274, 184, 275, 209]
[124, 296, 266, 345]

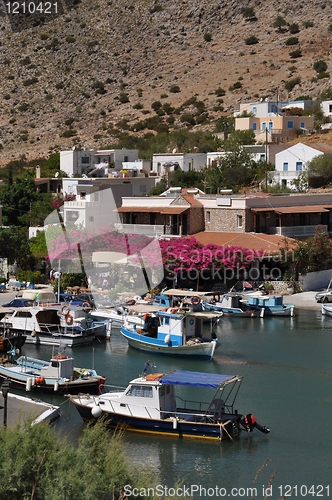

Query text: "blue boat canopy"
[160, 370, 240, 388]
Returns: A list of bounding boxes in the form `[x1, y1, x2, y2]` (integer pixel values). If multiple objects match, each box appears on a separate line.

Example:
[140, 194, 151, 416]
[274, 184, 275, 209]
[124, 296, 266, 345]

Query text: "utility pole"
[265, 127, 268, 192]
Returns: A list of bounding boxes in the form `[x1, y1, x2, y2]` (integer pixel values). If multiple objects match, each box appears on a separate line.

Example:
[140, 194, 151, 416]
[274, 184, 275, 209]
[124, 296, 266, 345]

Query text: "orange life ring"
[125, 299, 136, 306]
[213, 292, 220, 302]
[82, 301, 91, 312]
[53, 355, 67, 360]
[65, 313, 73, 325]
[61, 304, 70, 316]
[143, 313, 150, 321]
[191, 296, 201, 305]
[36, 376, 45, 384]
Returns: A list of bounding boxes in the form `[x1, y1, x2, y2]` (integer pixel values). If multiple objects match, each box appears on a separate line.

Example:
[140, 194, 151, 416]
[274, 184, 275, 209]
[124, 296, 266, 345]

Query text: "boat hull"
[0, 334, 26, 352]
[121, 329, 217, 360]
[71, 399, 240, 441]
[0, 370, 103, 394]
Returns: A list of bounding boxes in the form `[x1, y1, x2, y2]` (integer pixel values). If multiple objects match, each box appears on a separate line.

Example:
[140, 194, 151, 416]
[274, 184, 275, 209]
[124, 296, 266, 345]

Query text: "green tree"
[0, 227, 31, 265]
[294, 229, 332, 274]
[0, 171, 38, 226]
[313, 60, 328, 74]
[242, 7, 256, 20]
[0, 421, 180, 500]
[290, 170, 308, 192]
[306, 154, 332, 187]
[202, 145, 258, 193]
[273, 15, 287, 31]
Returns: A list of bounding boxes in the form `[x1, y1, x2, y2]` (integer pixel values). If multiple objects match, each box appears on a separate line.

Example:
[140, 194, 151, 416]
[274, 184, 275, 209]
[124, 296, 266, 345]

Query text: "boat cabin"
[16, 355, 75, 379]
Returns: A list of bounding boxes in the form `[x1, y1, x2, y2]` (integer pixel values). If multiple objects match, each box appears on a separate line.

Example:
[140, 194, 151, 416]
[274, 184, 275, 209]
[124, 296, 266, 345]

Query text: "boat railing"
[175, 396, 211, 413]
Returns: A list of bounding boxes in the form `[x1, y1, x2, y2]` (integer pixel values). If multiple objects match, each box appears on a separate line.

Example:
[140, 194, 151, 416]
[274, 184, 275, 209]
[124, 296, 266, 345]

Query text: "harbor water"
[8, 308, 332, 499]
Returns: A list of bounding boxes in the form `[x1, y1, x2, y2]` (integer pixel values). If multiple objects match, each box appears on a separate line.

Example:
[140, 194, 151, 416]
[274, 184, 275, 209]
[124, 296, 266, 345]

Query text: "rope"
[218, 419, 237, 443]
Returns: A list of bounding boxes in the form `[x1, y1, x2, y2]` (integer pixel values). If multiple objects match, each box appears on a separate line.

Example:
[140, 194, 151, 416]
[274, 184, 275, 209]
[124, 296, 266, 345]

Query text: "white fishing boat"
[321, 303, 332, 317]
[202, 293, 264, 318]
[120, 309, 221, 360]
[69, 363, 270, 441]
[0, 304, 105, 347]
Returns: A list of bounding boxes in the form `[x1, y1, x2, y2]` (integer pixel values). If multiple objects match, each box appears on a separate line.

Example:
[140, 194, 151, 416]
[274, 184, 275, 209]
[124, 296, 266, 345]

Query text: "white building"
[152, 153, 207, 175]
[235, 99, 316, 117]
[60, 148, 139, 177]
[273, 143, 332, 189]
[321, 100, 332, 117]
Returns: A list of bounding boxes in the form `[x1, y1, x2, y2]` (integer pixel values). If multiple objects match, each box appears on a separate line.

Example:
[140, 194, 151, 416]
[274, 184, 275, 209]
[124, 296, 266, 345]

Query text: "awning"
[116, 206, 188, 214]
[163, 289, 213, 297]
[92, 252, 128, 264]
[160, 370, 241, 388]
[251, 205, 332, 214]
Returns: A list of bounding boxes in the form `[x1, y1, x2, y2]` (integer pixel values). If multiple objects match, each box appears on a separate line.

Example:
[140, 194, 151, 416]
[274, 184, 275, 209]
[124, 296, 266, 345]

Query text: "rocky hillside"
[0, 0, 332, 166]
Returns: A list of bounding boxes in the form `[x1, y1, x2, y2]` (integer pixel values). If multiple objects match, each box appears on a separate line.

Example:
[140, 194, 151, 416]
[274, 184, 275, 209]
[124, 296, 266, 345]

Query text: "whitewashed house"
[152, 153, 207, 175]
[273, 143, 332, 189]
[60, 148, 139, 176]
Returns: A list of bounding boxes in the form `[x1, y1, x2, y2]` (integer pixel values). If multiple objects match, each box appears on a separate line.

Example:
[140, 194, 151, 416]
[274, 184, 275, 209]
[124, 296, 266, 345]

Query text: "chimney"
[36, 165, 41, 179]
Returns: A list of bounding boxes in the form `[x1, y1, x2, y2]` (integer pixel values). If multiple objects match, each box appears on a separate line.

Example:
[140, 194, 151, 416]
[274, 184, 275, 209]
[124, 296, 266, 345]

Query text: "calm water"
[18, 309, 332, 499]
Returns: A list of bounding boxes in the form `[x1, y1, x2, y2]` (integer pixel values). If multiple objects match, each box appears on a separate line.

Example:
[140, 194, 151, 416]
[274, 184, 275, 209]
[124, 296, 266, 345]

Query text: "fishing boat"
[202, 293, 264, 318]
[242, 294, 295, 317]
[69, 363, 270, 442]
[0, 351, 106, 394]
[0, 331, 26, 352]
[0, 304, 105, 347]
[120, 309, 220, 360]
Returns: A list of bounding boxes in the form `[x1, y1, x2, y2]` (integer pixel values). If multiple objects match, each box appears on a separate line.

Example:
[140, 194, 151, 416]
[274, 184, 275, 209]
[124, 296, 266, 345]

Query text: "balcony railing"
[114, 223, 165, 236]
[275, 225, 328, 237]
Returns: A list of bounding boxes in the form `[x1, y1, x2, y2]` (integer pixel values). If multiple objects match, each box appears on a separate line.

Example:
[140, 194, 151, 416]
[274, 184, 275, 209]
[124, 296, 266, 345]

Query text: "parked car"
[315, 290, 332, 303]
[3, 299, 34, 308]
[74, 292, 111, 309]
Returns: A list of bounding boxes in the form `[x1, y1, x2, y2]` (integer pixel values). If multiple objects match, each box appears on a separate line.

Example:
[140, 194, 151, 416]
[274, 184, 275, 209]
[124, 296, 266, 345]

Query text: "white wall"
[274, 143, 322, 189]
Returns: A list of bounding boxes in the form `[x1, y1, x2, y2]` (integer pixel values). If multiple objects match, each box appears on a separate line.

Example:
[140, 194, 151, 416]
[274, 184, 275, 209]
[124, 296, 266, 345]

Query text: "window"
[300, 122, 305, 129]
[124, 155, 128, 162]
[262, 122, 266, 131]
[253, 107, 257, 114]
[81, 157, 90, 164]
[329, 104, 332, 113]
[126, 385, 153, 398]
[296, 161, 303, 171]
[206, 211, 211, 223]
[283, 162, 288, 171]
[80, 192, 86, 200]
[237, 215, 243, 228]
[259, 154, 265, 162]
[287, 121, 294, 129]
[268, 121, 273, 131]
[252, 122, 257, 131]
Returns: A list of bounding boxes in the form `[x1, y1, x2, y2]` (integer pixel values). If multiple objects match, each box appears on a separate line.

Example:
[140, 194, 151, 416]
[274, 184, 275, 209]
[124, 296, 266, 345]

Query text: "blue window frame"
[252, 122, 257, 131]
[296, 162, 303, 171]
[300, 122, 305, 129]
[287, 121, 294, 129]
[262, 122, 266, 131]
[283, 162, 288, 171]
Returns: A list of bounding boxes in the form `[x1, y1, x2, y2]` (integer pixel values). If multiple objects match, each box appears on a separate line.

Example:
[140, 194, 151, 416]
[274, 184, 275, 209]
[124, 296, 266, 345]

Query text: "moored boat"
[120, 309, 220, 360]
[0, 352, 106, 394]
[69, 364, 270, 442]
[242, 294, 295, 317]
[0, 304, 105, 347]
[202, 293, 264, 318]
[321, 303, 332, 316]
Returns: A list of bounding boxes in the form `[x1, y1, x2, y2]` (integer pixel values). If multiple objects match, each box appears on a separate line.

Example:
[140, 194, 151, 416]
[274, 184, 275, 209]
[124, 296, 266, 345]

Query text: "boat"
[120, 309, 221, 360]
[69, 363, 270, 442]
[0, 304, 106, 347]
[202, 293, 264, 318]
[0, 351, 106, 394]
[242, 294, 295, 317]
[0, 331, 26, 352]
[321, 303, 332, 316]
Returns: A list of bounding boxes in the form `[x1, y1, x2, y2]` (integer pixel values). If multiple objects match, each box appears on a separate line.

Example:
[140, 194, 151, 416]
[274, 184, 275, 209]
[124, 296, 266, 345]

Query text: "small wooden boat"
[120, 309, 220, 360]
[0, 352, 106, 394]
[0, 332, 26, 352]
[69, 364, 270, 441]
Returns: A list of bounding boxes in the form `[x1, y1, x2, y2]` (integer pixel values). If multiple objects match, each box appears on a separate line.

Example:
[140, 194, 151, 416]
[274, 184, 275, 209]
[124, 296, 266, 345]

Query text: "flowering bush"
[52, 193, 76, 209]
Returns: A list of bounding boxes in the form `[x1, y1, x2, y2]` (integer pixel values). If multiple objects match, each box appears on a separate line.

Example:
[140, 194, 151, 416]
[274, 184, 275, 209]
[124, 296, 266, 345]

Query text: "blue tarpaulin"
[160, 370, 240, 388]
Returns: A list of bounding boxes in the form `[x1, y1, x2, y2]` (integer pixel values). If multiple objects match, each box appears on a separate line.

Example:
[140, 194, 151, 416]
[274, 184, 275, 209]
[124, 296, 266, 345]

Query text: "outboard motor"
[241, 413, 270, 434]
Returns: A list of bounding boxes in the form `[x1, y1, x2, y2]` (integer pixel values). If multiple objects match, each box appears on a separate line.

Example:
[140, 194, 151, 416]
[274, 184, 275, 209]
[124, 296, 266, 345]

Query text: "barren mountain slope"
[0, 0, 332, 166]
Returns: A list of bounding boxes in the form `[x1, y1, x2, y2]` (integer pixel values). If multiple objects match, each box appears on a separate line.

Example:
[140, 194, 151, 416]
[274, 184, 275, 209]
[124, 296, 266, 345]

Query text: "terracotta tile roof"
[192, 231, 297, 253]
